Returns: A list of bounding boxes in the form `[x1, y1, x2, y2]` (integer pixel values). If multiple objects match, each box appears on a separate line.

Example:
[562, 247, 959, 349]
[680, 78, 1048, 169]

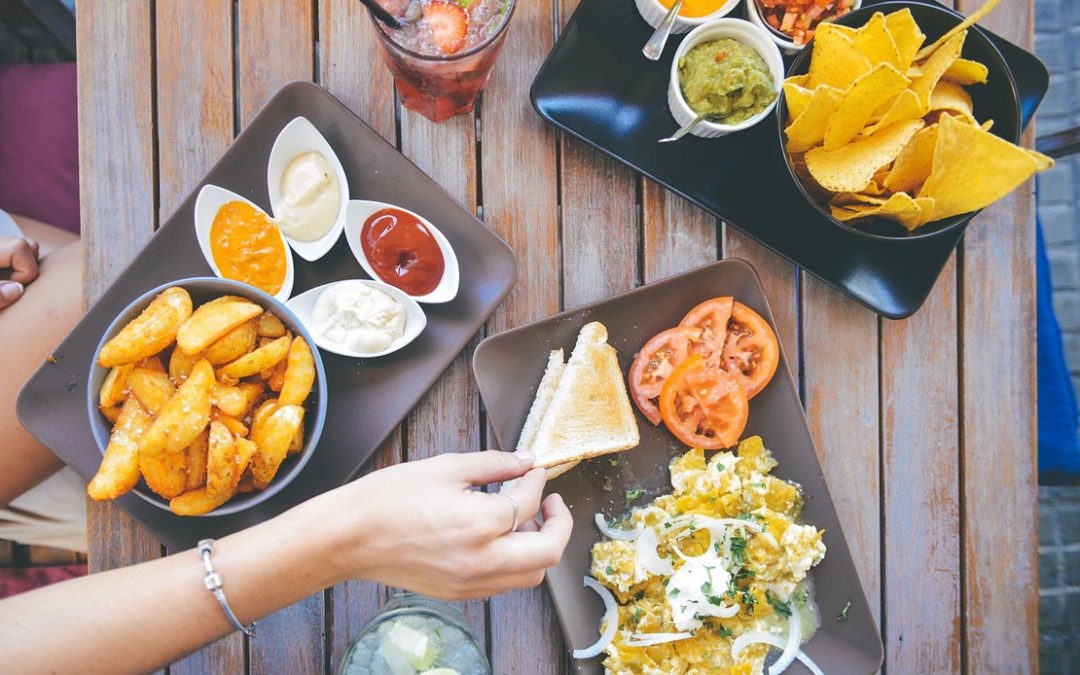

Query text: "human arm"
[0, 236, 40, 309]
[0, 450, 572, 673]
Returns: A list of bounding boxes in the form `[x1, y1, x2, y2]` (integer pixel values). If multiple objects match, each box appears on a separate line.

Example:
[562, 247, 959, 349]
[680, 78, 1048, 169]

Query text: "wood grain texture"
[236, 2, 323, 671]
[958, 0, 1038, 671]
[154, 3, 243, 671]
[881, 256, 960, 674]
[801, 279, 881, 625]
[482, 2, 563, 673]
[640, 181, 718, 283]
[77, 0, 163, 585]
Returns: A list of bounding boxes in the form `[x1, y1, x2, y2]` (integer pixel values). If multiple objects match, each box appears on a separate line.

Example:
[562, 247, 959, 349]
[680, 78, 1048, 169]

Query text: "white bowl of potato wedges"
[87, 277, 327, 516]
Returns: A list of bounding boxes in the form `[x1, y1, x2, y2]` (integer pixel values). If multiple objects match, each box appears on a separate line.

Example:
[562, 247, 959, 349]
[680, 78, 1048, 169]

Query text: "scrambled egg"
[590, 437, 826, 675]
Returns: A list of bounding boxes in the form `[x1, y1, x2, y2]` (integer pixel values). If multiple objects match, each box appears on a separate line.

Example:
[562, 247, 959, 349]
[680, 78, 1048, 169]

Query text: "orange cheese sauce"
[658, 0, 729, 17]
[209, 201, 287, 296]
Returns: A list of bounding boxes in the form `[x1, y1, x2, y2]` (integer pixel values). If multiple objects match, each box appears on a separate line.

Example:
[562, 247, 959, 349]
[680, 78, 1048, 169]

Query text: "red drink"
[372, 0, 516, 122]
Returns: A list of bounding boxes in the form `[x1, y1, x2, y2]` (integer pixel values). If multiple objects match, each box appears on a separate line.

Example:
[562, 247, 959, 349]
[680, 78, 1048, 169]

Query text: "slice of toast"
[528, 322, 640, 469]
[516, 349, 565, 454]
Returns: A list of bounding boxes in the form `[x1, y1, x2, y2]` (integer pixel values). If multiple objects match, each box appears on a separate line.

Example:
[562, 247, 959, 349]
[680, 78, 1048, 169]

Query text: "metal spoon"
[658, 111, 737, 143]
[642, 0, 683, 61]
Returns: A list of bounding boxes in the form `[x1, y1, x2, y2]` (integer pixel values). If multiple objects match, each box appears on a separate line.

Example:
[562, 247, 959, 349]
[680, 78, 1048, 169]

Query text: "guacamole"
[678, 38, 777, 124]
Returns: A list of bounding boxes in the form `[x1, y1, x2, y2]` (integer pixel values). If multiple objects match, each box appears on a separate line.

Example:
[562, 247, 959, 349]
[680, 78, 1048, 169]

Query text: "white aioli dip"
[275, 151, 340, 241]
[314, 281, 406, 354]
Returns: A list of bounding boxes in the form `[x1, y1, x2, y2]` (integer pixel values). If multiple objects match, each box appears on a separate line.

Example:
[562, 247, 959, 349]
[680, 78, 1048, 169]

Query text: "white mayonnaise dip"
[275, 151, 340, 241]
[314, 281, 405, 354]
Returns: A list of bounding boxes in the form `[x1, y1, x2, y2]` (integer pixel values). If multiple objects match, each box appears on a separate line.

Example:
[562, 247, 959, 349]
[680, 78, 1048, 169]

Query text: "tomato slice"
[658, 354, 748, 450]
[628, 326, 699, 425]
[719, 302, 780, 399]
[679, 296, 734, 359]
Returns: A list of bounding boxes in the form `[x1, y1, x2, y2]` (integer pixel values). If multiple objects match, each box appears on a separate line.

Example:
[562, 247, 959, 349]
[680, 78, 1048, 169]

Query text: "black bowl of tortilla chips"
[775, 1, 1042, 241]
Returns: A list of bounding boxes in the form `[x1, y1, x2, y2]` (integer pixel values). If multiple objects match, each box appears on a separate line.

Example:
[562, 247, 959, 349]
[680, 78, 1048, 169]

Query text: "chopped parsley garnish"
[839, 599, 852, 621]
[707, 595, 725, 606]
[716, 463, 726, 472]
[625, 487, 645, 503]
[735, 567, 755, 580]
[741, 591, 757, 615]
[605, 566, 615, 576]
[631, 608, 644, 623]
[766, 591, 793, 618]
[608, 458, 620, 466]
[662, 578, 670, 586]
[716, 625, 733, 638]
[701, 580, 713, 594]
[750, 482, 767, 489]
[792, 590, 808, 607]
[633, 590, 645, 601]
[736, 512, 765, 522]
[729, 536, 748, 566]
[669, 587, 680, 597]
[726, 576, 738, 597]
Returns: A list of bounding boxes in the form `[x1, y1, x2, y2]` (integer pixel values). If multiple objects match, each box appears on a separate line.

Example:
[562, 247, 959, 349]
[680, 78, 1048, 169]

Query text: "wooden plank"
[640, 181, 717, 282]
[317, 1, 403, 667]
[958, 0, 1037, 671]
[26, 546, 84, 566]
[153, 2, 244, 672]
[0, 539, 12, 566]
[482, 1, 562, 672]
[881, 255, 960, 673]
[77, 0, 162, 580]
[235, 2, 322, 671]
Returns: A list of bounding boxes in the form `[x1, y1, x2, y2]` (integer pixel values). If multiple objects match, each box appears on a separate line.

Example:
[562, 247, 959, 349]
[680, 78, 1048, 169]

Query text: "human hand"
[0, 237, 40, 309]
[305, 450, 573, 600]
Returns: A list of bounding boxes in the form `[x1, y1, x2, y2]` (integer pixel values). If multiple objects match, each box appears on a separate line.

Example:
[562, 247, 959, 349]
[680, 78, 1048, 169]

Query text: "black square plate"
[474, 259, 883, 673]
[530, 0, 1047, 318]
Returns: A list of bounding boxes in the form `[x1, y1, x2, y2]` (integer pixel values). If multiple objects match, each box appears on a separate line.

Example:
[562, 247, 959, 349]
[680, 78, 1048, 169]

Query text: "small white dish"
[266, 116, 350, 262]
[343, 200, 460, 304]
[667, 18, 784, 139]
[635, 0, 742, 35]
[745, 0, 862, 54]
[193, 184, 294, 303]
[285, 279, 427, 359]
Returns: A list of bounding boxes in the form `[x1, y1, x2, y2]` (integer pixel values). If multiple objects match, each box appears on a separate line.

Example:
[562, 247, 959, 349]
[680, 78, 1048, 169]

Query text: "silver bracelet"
[197, 539, 257, 638]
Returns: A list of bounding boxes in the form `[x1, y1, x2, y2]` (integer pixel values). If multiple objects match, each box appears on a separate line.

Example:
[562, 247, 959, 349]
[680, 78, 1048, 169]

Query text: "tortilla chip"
[1026, 148, 1055, 172]
[806, 119, 925, 193]
[853, 12, 904, 69]
[981, 119, 994, 132]
[943, 58, 989, 85]
[830, 192, 928, 230]
[864, 88, 923, 136]
[930, 81, 974, 116]
[785, 85, 844, 153]
[884, 8, 926, 67]
[883, 124, 939, 193]
[917, 114, 1046, 220]
[910, 31, 966, 109]
[785, 74, 809, 87]
[914, 0, 1000, 61]
[806, 24, 872, 90]
[824, 63, 911, 149]
[784, 82, 816, 119]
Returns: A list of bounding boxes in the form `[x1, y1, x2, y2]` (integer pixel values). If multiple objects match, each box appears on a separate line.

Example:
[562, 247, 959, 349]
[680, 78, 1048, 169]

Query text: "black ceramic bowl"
[776, 1, 1021, 241]
[87, 277, 328, 516]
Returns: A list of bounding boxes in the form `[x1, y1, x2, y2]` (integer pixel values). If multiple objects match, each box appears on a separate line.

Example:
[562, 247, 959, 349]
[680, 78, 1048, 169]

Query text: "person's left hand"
[0, 237, 40, 309]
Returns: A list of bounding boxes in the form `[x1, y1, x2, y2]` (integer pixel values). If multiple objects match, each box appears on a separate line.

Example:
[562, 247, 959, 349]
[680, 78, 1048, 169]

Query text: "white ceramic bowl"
[285, 279, 427, 359]
[745, 0, 863, 54]
[193, 184, 294, 302]
[635, 0, 742, 35]
[343, 200, 460, 304]
[667, 18, 784, 139]
[266, 116, 350, 262]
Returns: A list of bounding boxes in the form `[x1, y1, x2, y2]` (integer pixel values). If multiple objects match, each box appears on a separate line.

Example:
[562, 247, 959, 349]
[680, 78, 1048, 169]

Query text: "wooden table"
[76, 1, 1038, 672]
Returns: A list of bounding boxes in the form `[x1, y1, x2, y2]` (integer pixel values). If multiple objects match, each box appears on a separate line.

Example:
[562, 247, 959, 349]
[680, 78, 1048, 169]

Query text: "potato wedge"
[212, 409, 249, 437]
[206, 422, 257, 500]
[100, 404, 122, 424]
[169, 487, 231, 516]
[235, 382, 264, 418]
[99, 364, 133, 409]
[288, 427, 303, 456]
[256, 312, 286, 338]
[169, 347, 201, 384]
[235, 472, 257, 494]
[139, 359, 213, 456]
[140, 448, 189, 499]
[212, 382, 249, 418]
[249, 404, 304, 489]
[87, 397, 153, 500]
[98, 287, 192, 367]
[267, 358, 287, 392]
[127, 368, 176, 416]
[185, 429, 209, 491]
[176, 296, 262, 355]
[205, 320, 258, 365]
[250, 399, 278, 429]
[217, 335, 290, 383]
[279, 337, 315, 406]
[135, 355, 166, 372]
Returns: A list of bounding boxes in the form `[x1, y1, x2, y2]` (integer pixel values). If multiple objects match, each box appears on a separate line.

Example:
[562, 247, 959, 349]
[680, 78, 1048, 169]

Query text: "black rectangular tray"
[16, 82, 518, 551]
[531, 0, 1047, 318]
[474, 259, 882, 673]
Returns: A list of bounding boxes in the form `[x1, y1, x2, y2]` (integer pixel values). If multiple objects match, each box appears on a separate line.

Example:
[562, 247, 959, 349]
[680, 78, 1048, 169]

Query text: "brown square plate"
[16, 82, 517, 550]
[474, 259, 882, 674]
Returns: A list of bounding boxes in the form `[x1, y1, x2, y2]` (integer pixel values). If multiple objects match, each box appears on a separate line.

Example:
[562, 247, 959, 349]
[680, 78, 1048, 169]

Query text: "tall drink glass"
[372, 0, 516, 122]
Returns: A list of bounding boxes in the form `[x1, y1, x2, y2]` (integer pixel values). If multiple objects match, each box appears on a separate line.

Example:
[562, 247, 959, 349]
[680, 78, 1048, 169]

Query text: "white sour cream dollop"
[314, 281, 405, 354]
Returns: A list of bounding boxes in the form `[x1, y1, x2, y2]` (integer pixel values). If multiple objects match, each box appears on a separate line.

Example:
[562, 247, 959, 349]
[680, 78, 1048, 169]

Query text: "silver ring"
[497, 492, 520, 534]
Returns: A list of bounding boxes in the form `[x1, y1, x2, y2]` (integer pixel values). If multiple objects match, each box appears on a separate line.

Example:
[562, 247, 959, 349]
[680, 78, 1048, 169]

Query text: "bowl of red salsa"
[746, 0, 861, 52]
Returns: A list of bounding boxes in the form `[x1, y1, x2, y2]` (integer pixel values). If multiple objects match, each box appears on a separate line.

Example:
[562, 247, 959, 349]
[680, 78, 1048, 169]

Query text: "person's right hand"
[301, 450, 573, 600]
[0, 237, 40, 309]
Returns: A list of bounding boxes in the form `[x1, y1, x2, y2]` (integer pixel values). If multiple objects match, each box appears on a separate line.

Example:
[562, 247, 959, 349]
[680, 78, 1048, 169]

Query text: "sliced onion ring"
[595, 513, 642, 541]
[572, 577, 618, 660]
[731, 631, 823, 675]
[636, 527, 674, 576]
[625, 631, 695, 647]
[769, 605, 801, 675]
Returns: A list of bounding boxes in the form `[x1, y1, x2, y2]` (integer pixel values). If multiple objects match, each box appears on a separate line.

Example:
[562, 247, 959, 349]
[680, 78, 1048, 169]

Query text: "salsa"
[360, 207, 445, 296]
[678, 39, 777, 124]
[757, 0, 854, 45]
[209, 201, 287, 296]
